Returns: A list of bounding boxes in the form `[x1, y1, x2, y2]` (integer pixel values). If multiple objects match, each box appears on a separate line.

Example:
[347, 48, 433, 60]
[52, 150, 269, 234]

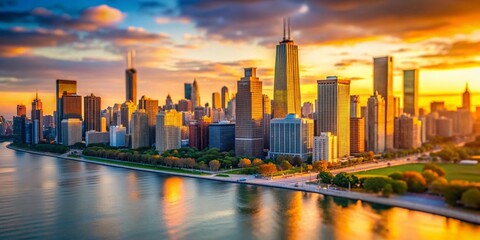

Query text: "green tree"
[430, 177, 448, 195]
[402, 171, 427, 193]
[280, 160, 292, 171]
[388, 171, 403, 180]
[318, 171, 334, 184]
[461, 188, 480, 209]
[363, 177, 391, 193]
[209, 160, 221, 171]
[291, 156, 303, 166]
[184, 158, 196, 169]
[443, 180, 471, 205]
[382, 184, 393, 197]
[422, 164, 446, 177]
[421, 169, 439, 185]
[392, 180, 408, 195]
[333, 172, 358, 188]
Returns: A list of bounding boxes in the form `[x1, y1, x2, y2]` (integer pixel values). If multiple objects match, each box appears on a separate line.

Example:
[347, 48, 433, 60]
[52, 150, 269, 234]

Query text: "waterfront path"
[7, 144, 480, 225]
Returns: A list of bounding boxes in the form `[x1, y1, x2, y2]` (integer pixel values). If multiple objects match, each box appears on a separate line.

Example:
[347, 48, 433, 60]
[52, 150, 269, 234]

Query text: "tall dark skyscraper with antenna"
[126, 50, 137, 103]
[273, 18, 301, 119]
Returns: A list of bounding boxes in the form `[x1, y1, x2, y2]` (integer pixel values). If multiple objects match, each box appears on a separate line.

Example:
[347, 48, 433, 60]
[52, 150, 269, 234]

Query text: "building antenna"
[35, 88, 38, 100]
[283, 17, 286, 41]
[131, 49, 135, 69]
[287, 17, 291, 40]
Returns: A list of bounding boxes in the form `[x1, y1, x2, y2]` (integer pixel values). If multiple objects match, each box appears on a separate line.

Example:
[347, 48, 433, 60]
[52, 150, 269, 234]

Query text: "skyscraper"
[350, 117, 365, 154]
[84, 93, 101, 133]
[316, 76, 351, 158]
[62, 94, 82, 120]
[235, 68, 264, 158]
[165, 94, 174, 110]
[120, 100, 136, 134]
[394, 114, 422, 149]
[463, 82, 471, 112]
[367, 92, 386, 153]
[430, 101, 445, 113]
[139, 95, 159, 145]
[403, 69, 419, 116]
[263, 94, 271, 150]
[125, 50, 137, 103]
[56, 79, 77, 143]
[16, 104, 26, 117]
[209, 121, 235, 152]
[302, 102, 314, 118]
[221, 86, 229, 109]
[212, 92, 221, 109]
[189, 116, 211, 150]
[61, 118, 82, 146]
[350, 95, 360, 118]
[273, 18, 300, 118]
[192, 78, 201, 107]
[130, 109, 149, 149]
[156, 110, 182, 153]
[184, 83, 192, 100]
[373, 56, 394, 150]
[31, 90, 43, 144]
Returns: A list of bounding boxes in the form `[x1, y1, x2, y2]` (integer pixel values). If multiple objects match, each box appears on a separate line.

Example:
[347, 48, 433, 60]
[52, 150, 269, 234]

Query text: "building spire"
[465, 82, 469, 92]
[283, 17, 286, 41]
[35, 88, 38, 100]
[287, 17, 291, 40]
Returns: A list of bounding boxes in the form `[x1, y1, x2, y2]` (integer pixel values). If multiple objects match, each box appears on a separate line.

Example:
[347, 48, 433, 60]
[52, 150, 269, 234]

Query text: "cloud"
[0, 28, 78, 57]
[421, 60, 480, 70]
[334, 58, 370, 68]
[155, 16, 190, 24]
[177, 0, 480, 45]
[0, 5, 125, 31]
[90, 27, 170, 46]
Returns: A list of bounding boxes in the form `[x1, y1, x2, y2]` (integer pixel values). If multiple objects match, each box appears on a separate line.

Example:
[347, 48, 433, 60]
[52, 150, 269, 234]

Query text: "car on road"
[237, 178, 247, 182]
[294, 183, 299, 187]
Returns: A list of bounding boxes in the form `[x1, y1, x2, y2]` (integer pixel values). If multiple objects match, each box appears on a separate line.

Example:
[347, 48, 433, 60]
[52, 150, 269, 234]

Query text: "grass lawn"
[83, 156, 208, 176]
[355, 163, 480, 182]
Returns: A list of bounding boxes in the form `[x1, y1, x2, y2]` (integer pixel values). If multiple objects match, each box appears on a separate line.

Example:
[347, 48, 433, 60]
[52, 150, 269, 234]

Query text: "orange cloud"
[81, 5, 124, 27]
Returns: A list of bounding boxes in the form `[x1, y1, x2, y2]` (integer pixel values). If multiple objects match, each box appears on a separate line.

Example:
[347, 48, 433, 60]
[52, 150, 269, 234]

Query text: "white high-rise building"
[110, 125, 126, 147]
[269, 114, 313, 161]
[313, 132, 338, 163]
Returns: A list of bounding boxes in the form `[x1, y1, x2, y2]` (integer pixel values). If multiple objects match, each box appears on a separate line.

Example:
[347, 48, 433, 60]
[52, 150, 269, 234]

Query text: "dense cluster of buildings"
[9, 20, 478, 164]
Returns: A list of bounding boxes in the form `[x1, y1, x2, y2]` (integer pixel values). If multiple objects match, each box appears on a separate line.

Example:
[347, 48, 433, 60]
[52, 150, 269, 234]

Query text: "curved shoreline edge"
[6, 144, 480, 225]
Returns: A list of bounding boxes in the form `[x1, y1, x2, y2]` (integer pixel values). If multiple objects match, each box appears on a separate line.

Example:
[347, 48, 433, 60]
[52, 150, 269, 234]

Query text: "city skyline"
[1, 1, 480, 118]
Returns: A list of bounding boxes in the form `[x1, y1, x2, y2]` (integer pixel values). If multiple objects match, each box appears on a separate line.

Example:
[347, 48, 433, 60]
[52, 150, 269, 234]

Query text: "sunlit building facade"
[373, 56, 394, 150]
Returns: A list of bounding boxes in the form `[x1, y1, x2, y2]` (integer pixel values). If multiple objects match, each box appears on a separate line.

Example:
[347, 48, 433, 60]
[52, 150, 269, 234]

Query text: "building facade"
[110, 125, 126, 147]
[156, 110, 182, 153]
[269, 114, 314, 161]
[312, 132, 338, 163]
[373, 56, 394, 150]
[56, 79, 77, 143]
[235, 68, 264, 158]
[221, 86, 229, 109]
[84, 93, 101, 133]
[139, 95, 159, 146]
[61, 118, 82, 146]
[209, 121, 235, 152]
[403, 69, 419, 116]
[394, 114, 422, 149]
[130, 110, 149, 149]
[316, 76, 351, 158]
[367, 92, 386, 153]
[350, 117, 365, 154]
[273, 19, 301, 119]
[125, 50, 137, 103]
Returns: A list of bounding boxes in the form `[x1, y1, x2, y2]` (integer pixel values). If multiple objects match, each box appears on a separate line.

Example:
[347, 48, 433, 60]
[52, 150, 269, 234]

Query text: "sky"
[1, 0, 480, 119]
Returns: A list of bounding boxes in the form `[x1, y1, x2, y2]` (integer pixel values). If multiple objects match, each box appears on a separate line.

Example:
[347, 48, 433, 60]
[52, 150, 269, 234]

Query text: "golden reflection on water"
[162, 177, 185, 240]
[126, 172, 139, 201]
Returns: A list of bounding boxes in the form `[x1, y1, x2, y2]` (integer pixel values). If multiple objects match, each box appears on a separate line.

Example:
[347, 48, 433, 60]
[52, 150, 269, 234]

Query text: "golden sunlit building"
[373, 56, 394, 150]
[273, 18, 300, 119]
[403, 69, 419, 116]
[156, 110, 182, 153]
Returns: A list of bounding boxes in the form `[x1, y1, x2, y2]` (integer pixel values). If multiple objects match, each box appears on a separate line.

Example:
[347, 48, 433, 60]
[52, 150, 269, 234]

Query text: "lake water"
[0, 142, 478, 239]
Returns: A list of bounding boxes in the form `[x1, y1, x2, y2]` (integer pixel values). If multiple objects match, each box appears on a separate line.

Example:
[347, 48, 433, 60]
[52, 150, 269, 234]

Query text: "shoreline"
[6, 144, 480, 225]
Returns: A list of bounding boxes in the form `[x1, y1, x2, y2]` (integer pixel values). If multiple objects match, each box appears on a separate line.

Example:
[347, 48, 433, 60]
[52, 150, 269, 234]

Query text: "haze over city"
[1, 0, 480, 118]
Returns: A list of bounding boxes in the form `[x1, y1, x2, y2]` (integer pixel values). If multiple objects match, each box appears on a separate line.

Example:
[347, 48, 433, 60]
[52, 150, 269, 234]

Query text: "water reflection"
[0, 142, 479, 240]
[162, 177, 186, 240]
